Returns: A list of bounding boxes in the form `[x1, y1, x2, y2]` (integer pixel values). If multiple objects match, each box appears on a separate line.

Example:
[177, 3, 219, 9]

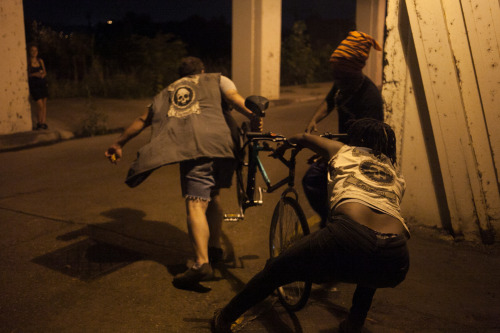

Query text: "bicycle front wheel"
[269, 196, 312, 312]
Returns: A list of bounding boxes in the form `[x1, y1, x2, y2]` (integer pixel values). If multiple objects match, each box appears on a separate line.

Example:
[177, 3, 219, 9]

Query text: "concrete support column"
[231, 0, 282, 99]
[355, 0, 386, 88]
[0, 0, 31, 134]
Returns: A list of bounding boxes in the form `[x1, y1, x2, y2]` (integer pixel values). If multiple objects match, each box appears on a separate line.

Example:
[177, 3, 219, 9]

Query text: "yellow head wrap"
[329, 31, 382, 72]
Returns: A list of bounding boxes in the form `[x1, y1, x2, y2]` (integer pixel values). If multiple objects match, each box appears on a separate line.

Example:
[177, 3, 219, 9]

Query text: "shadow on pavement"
[31, 207, 266, 297]
[32, 207, 192, 282]
[32, 237, 143, 281]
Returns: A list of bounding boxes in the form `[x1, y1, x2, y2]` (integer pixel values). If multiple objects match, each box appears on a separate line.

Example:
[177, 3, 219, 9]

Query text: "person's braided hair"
[346, 118, 397, 165]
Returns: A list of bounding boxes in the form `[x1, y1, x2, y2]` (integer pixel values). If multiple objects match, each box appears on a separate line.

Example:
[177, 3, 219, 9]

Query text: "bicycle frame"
[241, 133, 299, 211]
[224, 95, 347, 222]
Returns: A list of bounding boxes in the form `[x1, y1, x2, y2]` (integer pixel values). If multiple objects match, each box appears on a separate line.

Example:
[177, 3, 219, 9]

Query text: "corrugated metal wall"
[383, 0, 500, 243]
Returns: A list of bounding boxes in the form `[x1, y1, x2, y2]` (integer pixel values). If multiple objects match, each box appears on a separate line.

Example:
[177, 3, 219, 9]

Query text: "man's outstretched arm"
[305, 101, 330, 133]
[105, 109, 151, 163]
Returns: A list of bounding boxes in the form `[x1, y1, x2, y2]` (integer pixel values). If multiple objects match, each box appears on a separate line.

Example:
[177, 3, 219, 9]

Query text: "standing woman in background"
[28, 45, 49, 130]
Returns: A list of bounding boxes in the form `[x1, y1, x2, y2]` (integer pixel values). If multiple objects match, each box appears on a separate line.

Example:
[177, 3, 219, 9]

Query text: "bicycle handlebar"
[320, 132, 348, 140]
[244, 131, 348, 159]
[245, 131, 347, 146]
[245, 131, 286, 141]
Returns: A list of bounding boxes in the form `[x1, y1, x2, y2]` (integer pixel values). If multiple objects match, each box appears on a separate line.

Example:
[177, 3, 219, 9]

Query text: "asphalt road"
[1, 100, 500, 332]
[0, 100, 330, 332]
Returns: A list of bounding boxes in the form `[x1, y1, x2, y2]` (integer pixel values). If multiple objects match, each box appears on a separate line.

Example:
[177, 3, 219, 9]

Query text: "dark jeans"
[220, 214, 409, 326]
[302, 160, 329, 226]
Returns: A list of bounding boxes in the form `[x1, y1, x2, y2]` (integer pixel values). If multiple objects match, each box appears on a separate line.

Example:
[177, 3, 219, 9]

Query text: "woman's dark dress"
[28, 63, 48, 101]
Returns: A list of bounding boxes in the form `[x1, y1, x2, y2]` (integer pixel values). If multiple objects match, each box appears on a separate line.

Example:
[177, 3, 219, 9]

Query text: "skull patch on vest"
[168, 85, 200, 118]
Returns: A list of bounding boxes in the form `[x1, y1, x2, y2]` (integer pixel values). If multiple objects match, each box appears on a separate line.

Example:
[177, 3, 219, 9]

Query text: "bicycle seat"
[245, 95, 269, 117]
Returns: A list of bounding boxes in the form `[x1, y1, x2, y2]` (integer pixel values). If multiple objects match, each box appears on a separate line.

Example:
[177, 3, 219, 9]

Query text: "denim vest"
[126, 73, 234, 187]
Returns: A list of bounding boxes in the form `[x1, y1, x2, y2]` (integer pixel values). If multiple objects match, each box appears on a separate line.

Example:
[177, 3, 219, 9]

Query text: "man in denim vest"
[105, 57, 261, 288]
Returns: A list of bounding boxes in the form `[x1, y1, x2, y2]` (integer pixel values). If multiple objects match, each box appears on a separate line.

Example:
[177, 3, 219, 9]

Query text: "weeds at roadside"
[77, 88, 110, 137]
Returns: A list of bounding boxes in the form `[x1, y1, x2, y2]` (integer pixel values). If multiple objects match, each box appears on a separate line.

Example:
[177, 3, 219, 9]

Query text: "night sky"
[22, 0, 355, 28]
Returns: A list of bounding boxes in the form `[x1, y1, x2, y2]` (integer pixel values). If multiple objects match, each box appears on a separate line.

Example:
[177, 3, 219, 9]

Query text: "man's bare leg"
[206, 193, 223, 249]
[185, 197, 210, 266]
[172, 197, 214, 288]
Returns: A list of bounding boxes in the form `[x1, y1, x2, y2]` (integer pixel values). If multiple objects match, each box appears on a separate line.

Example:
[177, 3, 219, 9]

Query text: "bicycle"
[224, 96, 348, 311]
[224, 95, 312, 311]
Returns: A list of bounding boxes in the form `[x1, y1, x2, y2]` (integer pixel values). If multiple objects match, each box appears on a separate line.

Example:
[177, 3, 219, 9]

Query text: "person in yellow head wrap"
[303, 30, 385, 227]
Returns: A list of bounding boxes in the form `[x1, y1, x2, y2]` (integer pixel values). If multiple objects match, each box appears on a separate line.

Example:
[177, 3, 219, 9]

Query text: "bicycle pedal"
[257, 187, 264, 203]
[224, 214, 244, 222]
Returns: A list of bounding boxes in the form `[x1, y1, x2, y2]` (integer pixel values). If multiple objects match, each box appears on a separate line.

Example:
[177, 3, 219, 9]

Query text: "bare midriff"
[334, 202, 405, 235]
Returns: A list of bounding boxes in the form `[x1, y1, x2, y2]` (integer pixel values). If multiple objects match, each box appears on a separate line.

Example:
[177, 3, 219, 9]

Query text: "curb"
[270, 95, 323, 107]
[0, 130, 74, 152]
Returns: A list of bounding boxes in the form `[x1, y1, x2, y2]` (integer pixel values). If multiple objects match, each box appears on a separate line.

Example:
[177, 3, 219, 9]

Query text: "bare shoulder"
[325, 139, 344, 159]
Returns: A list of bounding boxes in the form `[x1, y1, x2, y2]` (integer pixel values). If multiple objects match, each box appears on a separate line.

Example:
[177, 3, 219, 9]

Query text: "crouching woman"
[212, 118, 410, 333]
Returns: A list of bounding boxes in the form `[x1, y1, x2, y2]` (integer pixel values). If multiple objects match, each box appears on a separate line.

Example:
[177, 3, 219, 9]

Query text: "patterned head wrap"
[329, 31, 382, 72]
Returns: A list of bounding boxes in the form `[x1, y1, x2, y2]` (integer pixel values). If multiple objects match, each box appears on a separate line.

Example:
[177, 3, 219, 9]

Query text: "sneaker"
[173, 263, 213, 288]
[208, 247, 224, 264]
[211, 308, 232, 333]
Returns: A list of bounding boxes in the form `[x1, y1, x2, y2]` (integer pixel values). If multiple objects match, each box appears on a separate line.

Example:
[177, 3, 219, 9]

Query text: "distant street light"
[107, 20, 113, 25]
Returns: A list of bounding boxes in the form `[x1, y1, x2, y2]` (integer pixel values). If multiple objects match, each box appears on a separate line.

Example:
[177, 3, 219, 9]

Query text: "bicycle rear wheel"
[269, 196, 312, 312]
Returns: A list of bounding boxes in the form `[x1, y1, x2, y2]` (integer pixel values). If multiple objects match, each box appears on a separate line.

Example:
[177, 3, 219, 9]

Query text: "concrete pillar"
[355, 0, 386, 88]
[231, 0, 282, 99]
[0, 0, 32, 134]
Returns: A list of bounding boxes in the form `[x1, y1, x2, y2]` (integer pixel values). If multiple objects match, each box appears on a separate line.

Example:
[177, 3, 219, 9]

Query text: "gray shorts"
[180, 157, 235, 201]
